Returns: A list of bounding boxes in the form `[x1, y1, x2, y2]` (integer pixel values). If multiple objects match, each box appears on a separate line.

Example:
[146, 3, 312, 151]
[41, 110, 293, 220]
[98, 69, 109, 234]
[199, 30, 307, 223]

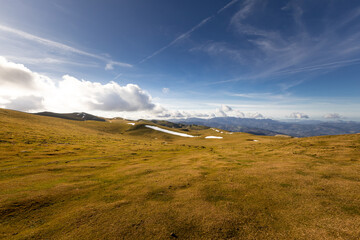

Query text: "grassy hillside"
[0, 108, 359, 239]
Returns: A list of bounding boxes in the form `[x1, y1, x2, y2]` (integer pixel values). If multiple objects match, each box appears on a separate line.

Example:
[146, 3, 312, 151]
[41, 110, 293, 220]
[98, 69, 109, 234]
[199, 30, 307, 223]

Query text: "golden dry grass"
[0, 108, 359, 239]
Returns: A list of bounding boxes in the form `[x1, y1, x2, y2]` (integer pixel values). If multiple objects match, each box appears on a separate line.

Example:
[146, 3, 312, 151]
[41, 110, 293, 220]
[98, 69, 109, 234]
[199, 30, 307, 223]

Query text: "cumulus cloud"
[0, 57, 157, 113]
[213, 104, 245, 118]
[323, 113, 342, 119]
[220, 104, 232, 112]
[215, 109, 227, 117]
[5, 95, 44, 111]
[157, 110, 184, 118]
[247, 112, 264, 119]
[152, 103, 264, 120]
[0, 56, 37, 89]
[155, 109, 212, 119]
[53, 75, 156, 112]
[155, 104, 246, 119]
[288, 112, 309, 119]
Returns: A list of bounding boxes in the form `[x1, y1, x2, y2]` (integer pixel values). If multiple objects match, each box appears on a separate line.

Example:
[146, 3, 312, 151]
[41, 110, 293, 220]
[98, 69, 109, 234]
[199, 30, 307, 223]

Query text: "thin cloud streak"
[273, 58, 360, 76]
[208, 58, 360, 86]
[139, 16, 214, 64]
[139, 0, 239, 64]
[4, 55, 99, 68]
[0, 24, 132, 68]
[229, 92, 291, 100]
[217, 0, 240, 14]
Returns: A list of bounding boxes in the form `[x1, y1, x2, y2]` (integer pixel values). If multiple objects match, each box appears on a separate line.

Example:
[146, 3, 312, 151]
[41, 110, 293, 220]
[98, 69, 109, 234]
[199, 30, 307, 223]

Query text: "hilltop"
[34, 112, 106, 122]
[0, 108, 359, 239]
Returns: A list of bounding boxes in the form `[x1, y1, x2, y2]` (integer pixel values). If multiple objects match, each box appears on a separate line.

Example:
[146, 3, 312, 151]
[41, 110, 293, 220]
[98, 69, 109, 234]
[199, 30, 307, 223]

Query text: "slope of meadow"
[0, 109, 359, 239]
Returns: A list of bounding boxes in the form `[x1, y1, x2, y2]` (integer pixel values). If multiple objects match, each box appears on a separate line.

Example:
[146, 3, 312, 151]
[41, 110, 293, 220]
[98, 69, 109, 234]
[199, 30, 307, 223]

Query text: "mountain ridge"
[31, 110, 360, 137]
[34, 111, 106, 122]
[171, 117, 360, 137]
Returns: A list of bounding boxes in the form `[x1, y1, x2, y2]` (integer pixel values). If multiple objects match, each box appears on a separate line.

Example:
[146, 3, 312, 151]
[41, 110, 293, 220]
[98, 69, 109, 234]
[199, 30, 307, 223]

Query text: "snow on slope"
[145, 125, 194, 137]
[205, 136, 223, 139]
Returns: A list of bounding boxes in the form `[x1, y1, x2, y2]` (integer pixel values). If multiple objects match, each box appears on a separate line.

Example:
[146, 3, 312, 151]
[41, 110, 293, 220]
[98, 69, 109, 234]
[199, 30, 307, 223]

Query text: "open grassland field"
[0, 108, 359, 239]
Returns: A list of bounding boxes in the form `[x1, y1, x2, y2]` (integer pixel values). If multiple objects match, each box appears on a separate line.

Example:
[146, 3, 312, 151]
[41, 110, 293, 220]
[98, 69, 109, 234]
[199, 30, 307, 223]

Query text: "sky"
[0, 0, 359, 121]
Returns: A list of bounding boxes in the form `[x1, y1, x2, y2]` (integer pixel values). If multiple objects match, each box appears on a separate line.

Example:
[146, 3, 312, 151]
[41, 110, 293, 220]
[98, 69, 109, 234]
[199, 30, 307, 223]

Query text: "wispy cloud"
[0, 24, 132, 69]
[229, 92, 291, 100]
[139, 0, 239, 64]
[273, 58, 360, 76]
[199, 1, 360, 85]
[3, 55, 99, 68]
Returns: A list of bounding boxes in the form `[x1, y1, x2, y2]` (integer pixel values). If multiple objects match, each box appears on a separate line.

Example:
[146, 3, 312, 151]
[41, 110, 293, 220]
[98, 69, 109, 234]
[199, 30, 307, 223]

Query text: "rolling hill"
[0, 108, 359, 239]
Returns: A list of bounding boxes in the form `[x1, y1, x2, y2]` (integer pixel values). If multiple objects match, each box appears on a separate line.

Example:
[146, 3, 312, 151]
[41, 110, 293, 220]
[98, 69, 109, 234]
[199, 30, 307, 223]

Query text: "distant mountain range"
[33, 111, 360, 137]
[171, 117, 360, 137]
[35, 112, 105, 122]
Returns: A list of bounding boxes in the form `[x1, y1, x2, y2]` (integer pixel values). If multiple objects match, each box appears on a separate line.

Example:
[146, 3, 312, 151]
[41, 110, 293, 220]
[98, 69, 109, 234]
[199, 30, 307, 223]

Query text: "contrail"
[138, 0, 239, 64]
[217, 0, 240, 14]
[0, 24, 133, 68]
[273, 58, 360, 75]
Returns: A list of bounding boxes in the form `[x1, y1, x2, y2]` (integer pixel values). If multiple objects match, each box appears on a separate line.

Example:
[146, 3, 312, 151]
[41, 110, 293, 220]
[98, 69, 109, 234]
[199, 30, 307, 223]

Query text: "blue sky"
[0, 0, 359, 120]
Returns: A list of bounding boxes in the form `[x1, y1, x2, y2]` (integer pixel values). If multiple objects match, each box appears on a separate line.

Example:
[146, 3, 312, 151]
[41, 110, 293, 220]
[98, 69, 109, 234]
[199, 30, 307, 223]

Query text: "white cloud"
[162, 87, 170, 94]
[145, 101, 269, 120]
[219, 104, 232, 112]
[247, 112, 264, 119]
[0, 57, 36, 89]
[215, 104, 245, 118]
[0, 57, 157, 113]
[288, 112, 309, 119]
[323, 113, 342, 119]
[154, 104, 246, 119]
[215, 109, 227, 117]
[54, 75, 156, 112]
[5, 95, 44, 111]
[155, 109, 213, 119]
[0, 56, 54, 97]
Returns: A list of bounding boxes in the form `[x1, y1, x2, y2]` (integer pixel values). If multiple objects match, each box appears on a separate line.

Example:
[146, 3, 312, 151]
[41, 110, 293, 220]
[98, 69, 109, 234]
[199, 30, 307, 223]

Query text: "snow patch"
[205, 136, 223, 139]
[145, 125, 194, 138]
[211, 128, 220, 132]
[127, 123, 135, 125]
